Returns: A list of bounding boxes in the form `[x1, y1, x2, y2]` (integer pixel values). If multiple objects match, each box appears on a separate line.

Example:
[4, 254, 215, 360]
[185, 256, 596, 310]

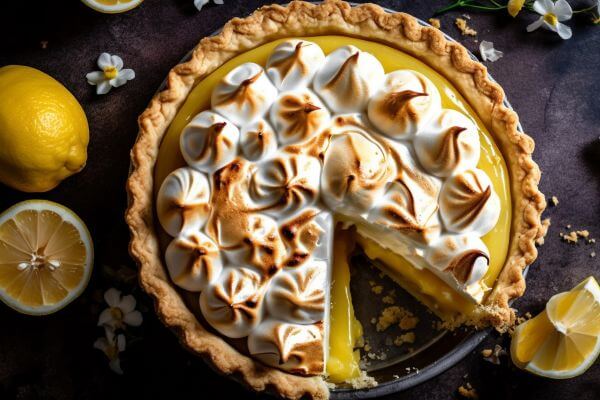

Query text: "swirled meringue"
[367, 70, 441, 139]
[414, 109, 480, 177]
[280, 209, 331, 267]
[200, 266, 265, 338]
[165, 231, 222, 292]
[439, 168, 501, 236]
[180, 111, 240, 172]
[266, 40, 325, 91]
[240, 119, 278, 161]
[156, 167, 211, 237]
[425, 234, 490, 301]
[211, 63, 278, 126]
[249, 154, 321, 217]
[269, 89, 330, 145]
[313, 45, 384, 113]
[247, 320, 323, 375]
[266, 261, 326, 324]
[321, 115, 393, 214]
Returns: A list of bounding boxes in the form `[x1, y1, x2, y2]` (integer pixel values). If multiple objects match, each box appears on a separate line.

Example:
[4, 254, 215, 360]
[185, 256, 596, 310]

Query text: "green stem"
[573, 5, 598, 14]
[435, 0, 507, 15]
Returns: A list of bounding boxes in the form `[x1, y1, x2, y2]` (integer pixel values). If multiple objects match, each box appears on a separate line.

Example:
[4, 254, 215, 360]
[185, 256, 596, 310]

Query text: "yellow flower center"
[544, 13, 558, 26]
[103, 66, 119, 79]
[110, 307, 124, 320]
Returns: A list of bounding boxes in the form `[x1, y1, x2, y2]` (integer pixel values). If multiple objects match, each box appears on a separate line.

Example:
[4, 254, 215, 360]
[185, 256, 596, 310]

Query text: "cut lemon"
[81, 0, 143, 14]
[0, 200, 93, 315]
[511, 276, 600, 379]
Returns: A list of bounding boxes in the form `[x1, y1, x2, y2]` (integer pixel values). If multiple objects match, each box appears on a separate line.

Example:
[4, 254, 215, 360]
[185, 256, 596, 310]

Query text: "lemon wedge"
[82, 0, 143, 14]
[511, 276, 600, 379]
[0, 200, 93, 315]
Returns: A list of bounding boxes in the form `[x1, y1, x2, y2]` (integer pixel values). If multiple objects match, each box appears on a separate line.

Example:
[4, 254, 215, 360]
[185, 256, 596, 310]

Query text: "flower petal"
[104, 288, 121, 307]
[104, 326, 116, 342]
[97, 308, 114, 326]
[526, 17, 544, 32]
[553, 0, 572, 21]
[119, 295, 136, 313]
[97, 53, 113, 70]
[109, 358, 124, 375]
[119, 68, 135, 81]
[214, 0, 224, 4]
[117, 334, 126, 352]
[123, 310, 143, 327]
[479, 40, 503, 62]
[97, 81, 112, 95]
[533, 0, 553, 15]
[556, 22, 572, 39]
[110, 77, 128, 88]
[110, 55, 123, 71]
[93, 338, 108, 353]
[194, 0, 209, 11]
[543, 19, 558, 32]
[86, 71, 105, 85]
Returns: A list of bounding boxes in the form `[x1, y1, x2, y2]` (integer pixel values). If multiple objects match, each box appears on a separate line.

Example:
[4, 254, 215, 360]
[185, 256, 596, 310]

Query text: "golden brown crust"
[126, 1, 545, 397]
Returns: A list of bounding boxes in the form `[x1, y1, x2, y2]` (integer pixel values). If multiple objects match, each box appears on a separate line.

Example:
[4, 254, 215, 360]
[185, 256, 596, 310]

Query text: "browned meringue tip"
[384, 90, 429, 117]
[444, 249, 489, 284]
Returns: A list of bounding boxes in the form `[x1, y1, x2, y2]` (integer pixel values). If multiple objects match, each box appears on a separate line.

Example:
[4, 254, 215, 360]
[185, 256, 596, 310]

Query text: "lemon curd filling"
[154, 36, 511, 383]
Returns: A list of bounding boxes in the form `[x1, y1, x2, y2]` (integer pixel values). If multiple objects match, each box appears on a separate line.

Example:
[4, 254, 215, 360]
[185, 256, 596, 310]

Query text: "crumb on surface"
[481, 348, 493, 358]
[455, 18, 477, 36]
[551, 196, 559, 206]
[458, 383, 479, 399]
[592, 251, 596, 258]
[376, 306, 419, 332]
[382, 295, 395, 304]
[561, 231, 579, 244]
[428, 18, 441, 29]
[394, 332, 416, 346]
[371, 285, 383, 295]
[536, 218, 551, 246]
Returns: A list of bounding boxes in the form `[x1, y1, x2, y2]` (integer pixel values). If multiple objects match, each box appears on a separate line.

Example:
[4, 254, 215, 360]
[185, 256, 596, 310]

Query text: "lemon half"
[82, 0, 143, 13]
[511, 277, 600, 379]
[0, 200, 93, 315]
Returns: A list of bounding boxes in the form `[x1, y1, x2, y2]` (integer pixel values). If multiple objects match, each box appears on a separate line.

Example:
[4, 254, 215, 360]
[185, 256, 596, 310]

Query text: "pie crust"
[125, 1, 546, 398]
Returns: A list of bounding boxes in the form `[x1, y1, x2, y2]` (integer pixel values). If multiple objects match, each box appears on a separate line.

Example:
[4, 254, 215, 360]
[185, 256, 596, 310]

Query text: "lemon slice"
[511, 276, 600, 379]
[0, 200, 93, 315]
[81, 0, 143, 14]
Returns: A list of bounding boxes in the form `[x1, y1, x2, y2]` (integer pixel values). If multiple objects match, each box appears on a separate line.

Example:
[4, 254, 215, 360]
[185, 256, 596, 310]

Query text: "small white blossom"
[86, 53, 135, 95]
[94, 328, 126, 374]
[527, 0, 573, 40]
[98, 288, 143, 329]
[479, 41, 504, 62]
[194, 0, 224, 11]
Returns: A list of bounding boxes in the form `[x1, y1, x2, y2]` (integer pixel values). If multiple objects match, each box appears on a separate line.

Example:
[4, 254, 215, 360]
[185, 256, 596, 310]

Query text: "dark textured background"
[0, 1, 599, 399]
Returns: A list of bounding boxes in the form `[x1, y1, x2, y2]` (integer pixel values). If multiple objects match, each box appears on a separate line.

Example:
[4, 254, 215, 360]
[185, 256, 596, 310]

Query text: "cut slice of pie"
[126, 1, 546, 398]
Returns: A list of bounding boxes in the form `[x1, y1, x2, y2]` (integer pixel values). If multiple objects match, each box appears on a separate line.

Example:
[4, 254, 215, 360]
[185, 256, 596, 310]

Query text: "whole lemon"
[0, 66, 89, 192]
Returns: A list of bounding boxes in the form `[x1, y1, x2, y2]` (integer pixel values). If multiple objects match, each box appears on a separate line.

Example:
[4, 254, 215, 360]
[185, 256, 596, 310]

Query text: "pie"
[126, 1, 546, 398]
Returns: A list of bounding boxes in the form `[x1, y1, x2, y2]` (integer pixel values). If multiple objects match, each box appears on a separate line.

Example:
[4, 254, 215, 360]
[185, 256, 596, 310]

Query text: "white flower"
[86, 53, 135, 95]
[98, 288, 143, 329]
[479, 41, 504, 62]
[94, 328, 126, 375]
[527, 0, 573, 40]
[194, 0, 224, 11]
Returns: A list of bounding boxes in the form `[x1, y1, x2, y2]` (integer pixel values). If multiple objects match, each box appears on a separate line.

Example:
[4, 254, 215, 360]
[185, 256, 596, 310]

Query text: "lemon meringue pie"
[127, 1, 545, 398]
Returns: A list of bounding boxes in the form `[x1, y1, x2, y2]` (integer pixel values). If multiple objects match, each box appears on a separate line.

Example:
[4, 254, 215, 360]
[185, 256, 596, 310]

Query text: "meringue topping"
[156, 167, 211, 237]
[211, 63, 277, 126]
[414, 109, 480, 177]
[240, 119, 278, 161]
[439, 168, 501, 236]
[269, 89, 330, 145]
[180, 111, 240, 172]
[266, 40, 325, 91]
[313, 45, 384, 113]
[165, 231, 222, 292]
[368, 70, 441, 139]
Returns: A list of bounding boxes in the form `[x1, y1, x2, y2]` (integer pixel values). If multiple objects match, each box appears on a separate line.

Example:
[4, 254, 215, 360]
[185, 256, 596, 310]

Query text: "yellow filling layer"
[154, 36, 512, 383]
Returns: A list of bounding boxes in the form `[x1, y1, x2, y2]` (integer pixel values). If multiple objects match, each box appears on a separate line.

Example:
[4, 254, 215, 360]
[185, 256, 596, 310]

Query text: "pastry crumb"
[592, 251, 596, 258]
[536, 218, 551, 246]
[428, 18, 441, 29]
[561, 231, 579, 244]
[455, 18, 477, 36]
[481, 348, 493, 358]
[394, 332, 416, 346]
[577, 230, 590, 239]
[382, 295, 395, 304]
[399, 315, 419, 330]
[376, 306, 418, 332]
[551, 196, 559, 206]
[458, 383, 479, 399]
[347, 370, 378, 389]
[371, 285, 384, 295]
[482, 344, 505, 364]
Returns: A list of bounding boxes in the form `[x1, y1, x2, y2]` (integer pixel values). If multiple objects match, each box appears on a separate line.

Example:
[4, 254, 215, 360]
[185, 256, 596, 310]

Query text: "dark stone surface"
[0, 1, 599, 399]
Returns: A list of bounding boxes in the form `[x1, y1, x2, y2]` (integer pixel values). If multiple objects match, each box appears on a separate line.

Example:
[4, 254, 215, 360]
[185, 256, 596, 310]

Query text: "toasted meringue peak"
[156, 167, 211, 237]
[211, 63, 278, 126]
[440, 168, 501, 236]
[414, 109, 480, 177]
[367, 70, 441, 139]
[266, 40, 325, 91]
[165, 231, 222, 292]
[313, 45, 384, 113]
[266, 261, 326, 324]
[249, 154, 321, 218]
[368, 140, 442, 245]
[180, 111, 240, 172]
[280, 209, 330, 268]
[321, 115, 393, 214]
[425, 234, 490, 301]
[269, 89, 330, 145]
[200, 267, 265, 338]
[248, 320, 323, 375]
[240, 119, 278, 161]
